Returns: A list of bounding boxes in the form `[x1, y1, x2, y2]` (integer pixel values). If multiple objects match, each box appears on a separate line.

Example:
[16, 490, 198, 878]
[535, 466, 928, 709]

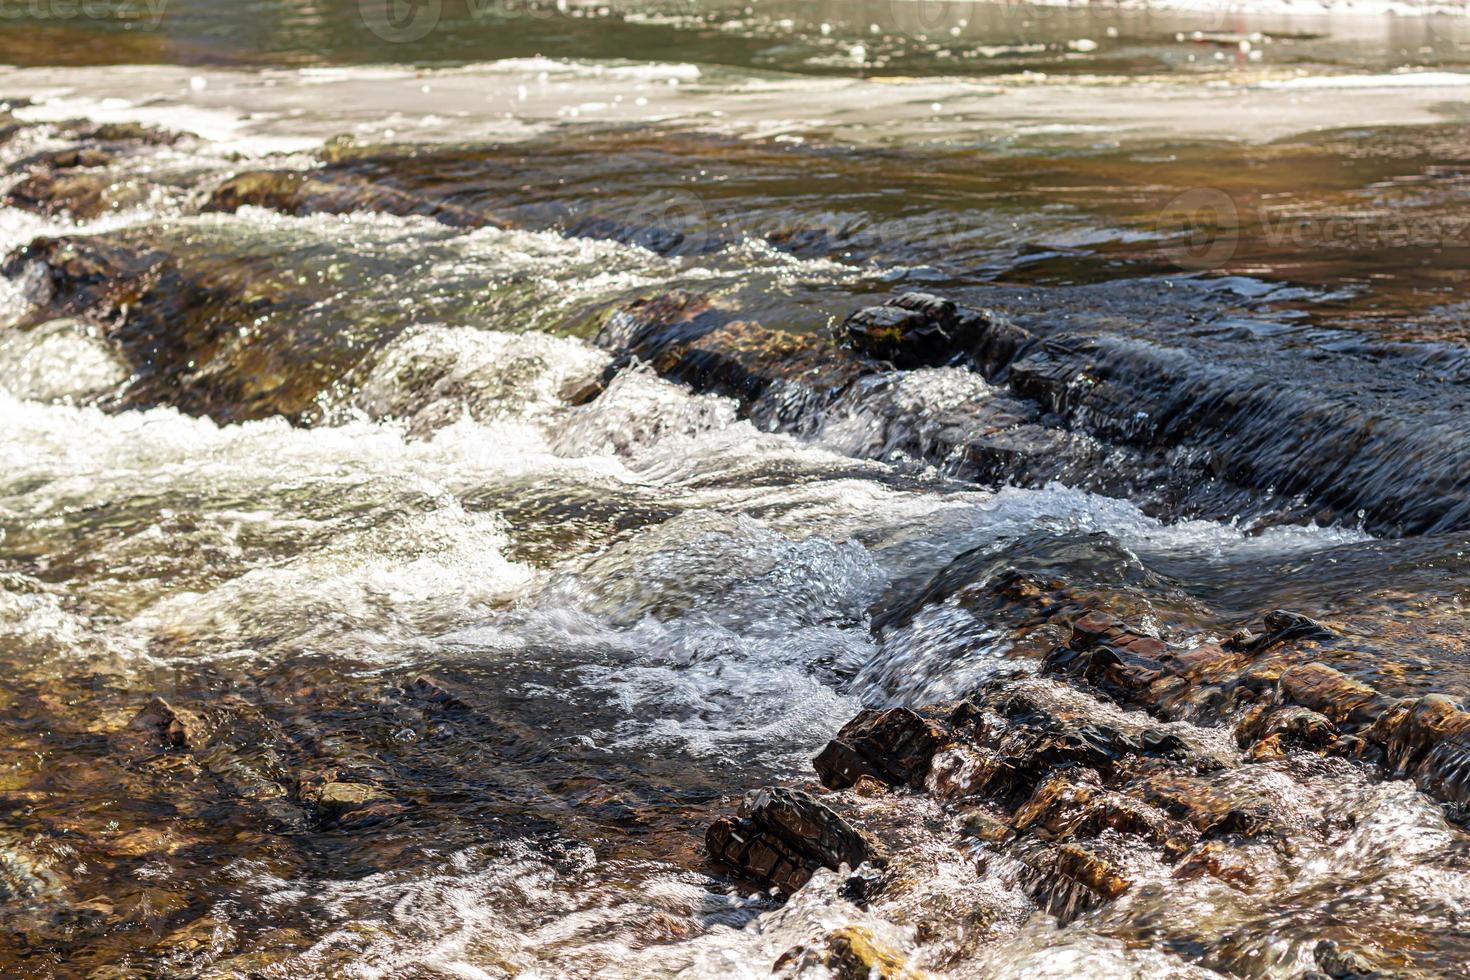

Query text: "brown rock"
[814, 707, 951, 790]
[960, 810, 1012, 843]
[1314, 939, 1387, 979]
[1056, 842, 1132, 899]
[1236, 704, 1339, 752]
[1130, 772, 1273, 840]
[406, 674, 474, 710]
[304, 781, 401, 826]
[123, 696, 204, 752]
[5, 171, 112, 219]
[1277, 663, 1393, 733]
[1017, 839, 1133, 921]
[79, 120, 180, 144]
[1245, 734, 1287, 761]
[1172, 840, 1257, 889]
[824, 925, 925, 980]
[839, 292, 1010, 370]
[206, 170, 492, 229]
[1369, 693, 1470, 808]
[706, 787, 880, 895]
[776, 925, 925, 980]
[1012, 773, 1098, 836]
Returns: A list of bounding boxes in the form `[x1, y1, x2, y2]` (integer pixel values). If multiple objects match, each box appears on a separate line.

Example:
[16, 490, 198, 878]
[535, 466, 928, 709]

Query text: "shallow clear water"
[3, 3, 1470, 977]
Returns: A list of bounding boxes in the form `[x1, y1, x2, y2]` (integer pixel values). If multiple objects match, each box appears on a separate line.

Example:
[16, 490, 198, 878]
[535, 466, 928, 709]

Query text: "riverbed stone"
[5, 171, 113, 219]
[814, 706, 952, 790]
[120, 696, 205, 752]
[207, 169, 494, 229]
[706, 787, 881, 895]
[837, 292, 1019, 371]
[1314, 939, 1389, 979]
[1276, 663, 1393, 733]
[775, 925, 925, 980]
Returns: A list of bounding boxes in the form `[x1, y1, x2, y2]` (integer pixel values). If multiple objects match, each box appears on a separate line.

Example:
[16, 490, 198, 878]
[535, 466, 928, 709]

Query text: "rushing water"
[3, 2, 1470, 977]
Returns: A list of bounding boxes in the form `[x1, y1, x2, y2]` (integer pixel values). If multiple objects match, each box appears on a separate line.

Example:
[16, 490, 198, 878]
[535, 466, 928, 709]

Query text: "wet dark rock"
[1235, 704, 1340, 752]
[594, 291, 864, 427]
[814, 707, 952, 790]
[4, 171, 114, 219]
[592, 292, 1116, 492]
[1277, 663, 1394, 734]
[1370, 693, 1470, 809]
[1010, 772, 1099, 835]
[405, 673, 475, 711]
[1, 233, 380, 422]
[1048, 605, 1470, 816]
[0, 839, 67, 911]
[1045, 609, 1253, 717]
[70, 120, 182, 145]
[823, 925, 925, 980]
[711, 571, 1470, 973]
[206, 170, 495, 229]
[1172, 839, 1258, 890]
[120, 696, 205, 752]
[1012, 837, 1133, 922]
[959, 811, 1011, 843]
[17, 146, 115, 170]
[839, 292, 1017, 370]
[1069, 790, 1180, 847]
[0, 113, 24, 144]
[1258, 610, 1339, 647]
[775, 925, 925, 980]
[594, 281, 1470, 535]
[705, 787, 881, 895]
[1054, 841, 1132, 899]
[307, 782, 402, 827]
[1314, 939, 1391, 979]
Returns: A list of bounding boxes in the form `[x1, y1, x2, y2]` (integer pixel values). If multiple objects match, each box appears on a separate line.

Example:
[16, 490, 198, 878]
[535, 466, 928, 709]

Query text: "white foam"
[550, 363, 740, 459]
[1261, 69, 1470, 89]
[469, 57, 703, 81]
[352, 323, 610, 431]
[12, 96, 251, 144]
[0, 318, 129, 402]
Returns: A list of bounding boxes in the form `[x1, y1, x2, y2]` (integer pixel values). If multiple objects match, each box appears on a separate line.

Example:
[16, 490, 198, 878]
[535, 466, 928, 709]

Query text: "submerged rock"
[4, 171, 115, 219]
[206, 170, 495, 229]
[3, 121, 187, 219]
[306, 781, 402, 827]
[776, 925, 926, 980]
[1314, 939, 1394, 979]
[117, 696, 205, 753]
[1, 233, 390, 422]
[0, 838, 67, 912]
[16, 146, 115, 170]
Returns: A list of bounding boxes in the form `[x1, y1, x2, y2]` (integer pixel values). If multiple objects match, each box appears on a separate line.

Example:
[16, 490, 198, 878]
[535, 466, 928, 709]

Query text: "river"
[2, 2, 1470, 977]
